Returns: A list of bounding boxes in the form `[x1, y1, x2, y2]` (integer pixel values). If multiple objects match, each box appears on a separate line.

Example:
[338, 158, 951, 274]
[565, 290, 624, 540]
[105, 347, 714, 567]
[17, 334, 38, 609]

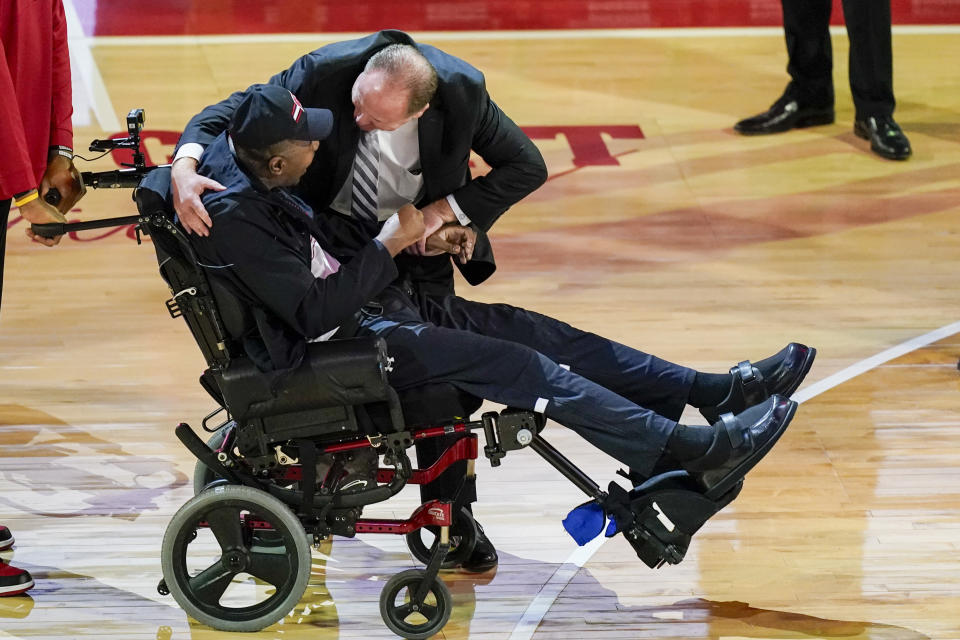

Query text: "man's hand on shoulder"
[171, 157, 225, 236]
[376, 204, 426, 256]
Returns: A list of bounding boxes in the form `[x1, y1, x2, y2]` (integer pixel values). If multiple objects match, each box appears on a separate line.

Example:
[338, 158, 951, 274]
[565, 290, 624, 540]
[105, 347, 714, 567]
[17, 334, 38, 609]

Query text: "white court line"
[509, 320, 960, 640]
[510, 536, 607, 640]
[62, 0, 120, 131]
[63, 16, 960, 634]
[792, 320, 960, 404]
[84, 24, 960, 47]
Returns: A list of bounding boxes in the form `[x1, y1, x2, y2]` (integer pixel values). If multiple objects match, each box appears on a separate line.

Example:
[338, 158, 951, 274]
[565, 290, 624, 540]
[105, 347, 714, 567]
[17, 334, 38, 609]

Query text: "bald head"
[351, 44, 438, 131]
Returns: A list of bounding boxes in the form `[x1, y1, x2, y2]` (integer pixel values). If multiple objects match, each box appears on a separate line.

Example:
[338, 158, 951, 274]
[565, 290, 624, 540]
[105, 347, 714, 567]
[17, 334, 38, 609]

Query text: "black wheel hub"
[223, 549, 248, 572]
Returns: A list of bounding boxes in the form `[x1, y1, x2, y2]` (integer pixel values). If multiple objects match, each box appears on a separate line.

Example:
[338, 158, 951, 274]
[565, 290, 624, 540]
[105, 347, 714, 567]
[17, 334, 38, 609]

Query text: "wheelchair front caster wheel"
[161, 485, 311, 632]
[379, 569, 452, 640]
[405, 506, 477, 569]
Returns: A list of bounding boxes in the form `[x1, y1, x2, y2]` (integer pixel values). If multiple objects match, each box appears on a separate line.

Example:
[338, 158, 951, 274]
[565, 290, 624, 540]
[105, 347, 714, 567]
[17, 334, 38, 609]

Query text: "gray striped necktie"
[351, 131, 380, 223]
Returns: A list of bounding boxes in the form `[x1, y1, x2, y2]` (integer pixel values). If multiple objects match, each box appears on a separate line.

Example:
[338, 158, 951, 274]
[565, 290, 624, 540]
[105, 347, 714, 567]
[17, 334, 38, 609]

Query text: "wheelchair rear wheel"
[161, 484, 311, 632]
[379, 568, 452, 640]
[405, 505, 477, 569]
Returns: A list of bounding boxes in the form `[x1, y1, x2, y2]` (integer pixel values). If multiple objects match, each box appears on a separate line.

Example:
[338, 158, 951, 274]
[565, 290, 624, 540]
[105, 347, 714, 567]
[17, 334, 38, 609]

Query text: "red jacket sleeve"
[48, 0, 73, 150]
[0, 38, 36, 200]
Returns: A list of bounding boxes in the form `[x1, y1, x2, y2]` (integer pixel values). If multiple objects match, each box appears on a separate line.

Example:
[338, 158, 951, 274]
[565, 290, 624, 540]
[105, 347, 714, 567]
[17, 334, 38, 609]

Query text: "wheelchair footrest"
[606, 471, 743, 569]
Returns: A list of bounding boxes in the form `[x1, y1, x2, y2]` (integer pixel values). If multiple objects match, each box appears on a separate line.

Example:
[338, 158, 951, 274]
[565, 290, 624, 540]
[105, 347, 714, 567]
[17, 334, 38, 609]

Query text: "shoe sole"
[704, 400, 798, 501]
[0, 579, 34, 596]
[872, 151, 911, 161]
[853, 126, 912, 160]
[735, 113, 835, 136]
[459, 562, 498, 574]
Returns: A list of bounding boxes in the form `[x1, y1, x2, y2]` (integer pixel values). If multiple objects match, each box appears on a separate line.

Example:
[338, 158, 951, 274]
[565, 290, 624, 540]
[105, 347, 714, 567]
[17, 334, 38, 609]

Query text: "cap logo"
[290, 92, 304, 123]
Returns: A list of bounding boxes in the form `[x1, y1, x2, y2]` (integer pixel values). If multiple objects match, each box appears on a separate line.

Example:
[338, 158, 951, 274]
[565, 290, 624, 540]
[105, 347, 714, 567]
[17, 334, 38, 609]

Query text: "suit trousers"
[356, 286, 696, 506]
[782, 0, 895, 118]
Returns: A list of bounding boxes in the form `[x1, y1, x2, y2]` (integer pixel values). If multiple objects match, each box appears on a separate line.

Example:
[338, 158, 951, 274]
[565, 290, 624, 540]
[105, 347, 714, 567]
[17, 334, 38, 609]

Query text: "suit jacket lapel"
[330, 92, 362, 204]
[417, 106, 443, 204]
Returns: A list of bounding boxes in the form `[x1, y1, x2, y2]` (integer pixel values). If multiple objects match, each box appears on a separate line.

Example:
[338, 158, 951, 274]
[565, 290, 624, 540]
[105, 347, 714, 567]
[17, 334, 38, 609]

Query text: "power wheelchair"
[33, 114, 743, 638]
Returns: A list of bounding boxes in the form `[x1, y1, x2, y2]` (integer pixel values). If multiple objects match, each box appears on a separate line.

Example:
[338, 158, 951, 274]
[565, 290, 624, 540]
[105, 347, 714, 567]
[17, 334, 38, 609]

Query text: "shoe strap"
[733, 360, 755, 383]
[730, 360, 765, 403]
[719, 412, 745, 449]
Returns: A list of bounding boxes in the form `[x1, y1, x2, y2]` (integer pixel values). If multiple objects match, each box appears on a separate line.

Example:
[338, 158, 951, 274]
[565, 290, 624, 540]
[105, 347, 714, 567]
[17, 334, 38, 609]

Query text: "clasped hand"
[41, 154, 86, 214]
[21, 155, 85, 246]
[421, 224, 475, 264]
[379, 204, 474, 264]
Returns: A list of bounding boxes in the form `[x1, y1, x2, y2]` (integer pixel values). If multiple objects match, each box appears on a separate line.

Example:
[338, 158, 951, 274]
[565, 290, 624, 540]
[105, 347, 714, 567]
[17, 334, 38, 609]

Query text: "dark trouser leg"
[421, 295, 696, 423]
[361, 316, 678, 477]
[1, 199, 10, 317]
[360, 292, 480, 508]
[781, 0, 835, 108]
[841, 0, 895, 118]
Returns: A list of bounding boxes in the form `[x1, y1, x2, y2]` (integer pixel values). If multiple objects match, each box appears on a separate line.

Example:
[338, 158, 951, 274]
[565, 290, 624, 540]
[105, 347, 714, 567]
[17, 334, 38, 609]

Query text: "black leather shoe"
[461, 524, 498, 573]
[734, 97, 834, 135]
[699, 343, 816, 424]
[854, 115, 912, 160]
[688, 395, 798, 499]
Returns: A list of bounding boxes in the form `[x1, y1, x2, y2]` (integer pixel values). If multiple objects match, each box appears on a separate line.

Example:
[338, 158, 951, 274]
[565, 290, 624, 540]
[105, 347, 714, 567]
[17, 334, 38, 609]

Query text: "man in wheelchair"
[112, 83, 816, 636]
[185, 84, 812, 537]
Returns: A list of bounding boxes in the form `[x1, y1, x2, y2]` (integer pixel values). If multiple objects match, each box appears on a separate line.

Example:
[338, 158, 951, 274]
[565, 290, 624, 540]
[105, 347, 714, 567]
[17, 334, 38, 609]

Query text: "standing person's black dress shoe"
[854, 115, 912, 160]
[461, 524, 498, 573]
[734, 95, 834, 135]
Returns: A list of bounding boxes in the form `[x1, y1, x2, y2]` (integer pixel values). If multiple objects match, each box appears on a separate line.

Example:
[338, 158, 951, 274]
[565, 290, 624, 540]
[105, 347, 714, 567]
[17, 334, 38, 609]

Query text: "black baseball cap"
[229, 84, 334, 148]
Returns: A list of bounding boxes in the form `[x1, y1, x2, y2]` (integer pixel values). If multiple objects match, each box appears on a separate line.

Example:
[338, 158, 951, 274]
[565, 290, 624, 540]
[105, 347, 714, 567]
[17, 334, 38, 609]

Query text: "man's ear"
[412, 102, 429, 119]
[267, 155, 285, 176]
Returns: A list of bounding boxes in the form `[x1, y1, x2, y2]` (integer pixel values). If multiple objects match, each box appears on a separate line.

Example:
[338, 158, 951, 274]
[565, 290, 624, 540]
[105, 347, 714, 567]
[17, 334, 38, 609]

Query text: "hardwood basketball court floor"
[2, 2, 959, 638]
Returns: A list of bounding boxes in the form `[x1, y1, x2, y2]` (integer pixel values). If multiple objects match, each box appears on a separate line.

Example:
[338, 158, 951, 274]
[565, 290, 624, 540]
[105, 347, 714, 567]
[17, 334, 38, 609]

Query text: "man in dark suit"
[170, 30, 547, 572]
[734, 0, 911, 160]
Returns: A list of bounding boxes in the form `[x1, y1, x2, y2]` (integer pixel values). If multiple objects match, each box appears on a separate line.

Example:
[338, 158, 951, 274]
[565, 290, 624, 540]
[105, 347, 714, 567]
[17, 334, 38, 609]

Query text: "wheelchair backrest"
[134, 166, 244, 371]
[132, 167, 399, 443]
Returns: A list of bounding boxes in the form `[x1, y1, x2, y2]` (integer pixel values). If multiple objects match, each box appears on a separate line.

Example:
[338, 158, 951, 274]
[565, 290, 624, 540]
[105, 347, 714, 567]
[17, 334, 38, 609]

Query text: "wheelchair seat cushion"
[362, 383, 482, 430]
[217, 337, 392, 421]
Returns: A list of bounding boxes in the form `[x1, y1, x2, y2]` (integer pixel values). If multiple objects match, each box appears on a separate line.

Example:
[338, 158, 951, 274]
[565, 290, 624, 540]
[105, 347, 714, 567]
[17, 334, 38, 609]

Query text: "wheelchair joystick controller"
[30, 107, 163, 240]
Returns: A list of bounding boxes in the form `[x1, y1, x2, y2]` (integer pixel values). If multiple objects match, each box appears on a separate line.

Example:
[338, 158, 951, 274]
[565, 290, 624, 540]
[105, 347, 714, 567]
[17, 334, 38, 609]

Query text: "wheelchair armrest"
[218, 336, 393, 421]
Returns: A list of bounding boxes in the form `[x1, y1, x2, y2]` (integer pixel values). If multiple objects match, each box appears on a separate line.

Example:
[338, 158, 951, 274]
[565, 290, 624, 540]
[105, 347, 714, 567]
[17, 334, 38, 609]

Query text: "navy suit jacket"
[177, 30, 547, 295]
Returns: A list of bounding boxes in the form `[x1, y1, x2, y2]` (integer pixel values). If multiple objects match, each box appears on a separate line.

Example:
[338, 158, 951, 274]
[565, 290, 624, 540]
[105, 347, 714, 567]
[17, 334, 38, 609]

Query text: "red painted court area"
[75, 0, 960, 36]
